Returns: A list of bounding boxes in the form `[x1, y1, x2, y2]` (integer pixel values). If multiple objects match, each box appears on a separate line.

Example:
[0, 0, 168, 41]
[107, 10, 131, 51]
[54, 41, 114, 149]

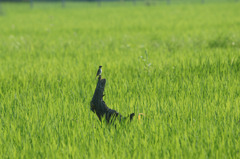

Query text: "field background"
[0, 1, 240, 158]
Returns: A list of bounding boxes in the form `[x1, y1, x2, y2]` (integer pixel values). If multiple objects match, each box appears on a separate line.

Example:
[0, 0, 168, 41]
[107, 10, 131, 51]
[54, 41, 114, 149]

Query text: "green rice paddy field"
[0, 1, 240, 158]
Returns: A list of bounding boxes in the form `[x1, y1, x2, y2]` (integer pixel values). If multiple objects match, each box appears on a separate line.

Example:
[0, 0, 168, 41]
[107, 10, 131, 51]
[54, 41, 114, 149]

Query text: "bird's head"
[99, 66, 102, 68]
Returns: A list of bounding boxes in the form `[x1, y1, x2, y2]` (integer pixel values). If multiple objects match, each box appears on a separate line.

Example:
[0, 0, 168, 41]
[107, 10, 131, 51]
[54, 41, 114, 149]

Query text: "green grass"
[0, 2, 240, 158]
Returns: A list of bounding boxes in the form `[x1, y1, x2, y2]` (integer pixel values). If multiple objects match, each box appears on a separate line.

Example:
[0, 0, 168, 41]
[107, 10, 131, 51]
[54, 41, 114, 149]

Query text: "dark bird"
[96, 66, 102, 79]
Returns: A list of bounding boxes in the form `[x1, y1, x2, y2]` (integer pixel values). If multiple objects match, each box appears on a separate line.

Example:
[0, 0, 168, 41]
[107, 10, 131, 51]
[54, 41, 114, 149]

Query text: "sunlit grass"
[0, 2, 240, 158]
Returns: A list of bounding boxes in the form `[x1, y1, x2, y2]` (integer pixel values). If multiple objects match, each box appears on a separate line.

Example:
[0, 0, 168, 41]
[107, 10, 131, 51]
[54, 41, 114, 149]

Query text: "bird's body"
[96, 66, 102, 78]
